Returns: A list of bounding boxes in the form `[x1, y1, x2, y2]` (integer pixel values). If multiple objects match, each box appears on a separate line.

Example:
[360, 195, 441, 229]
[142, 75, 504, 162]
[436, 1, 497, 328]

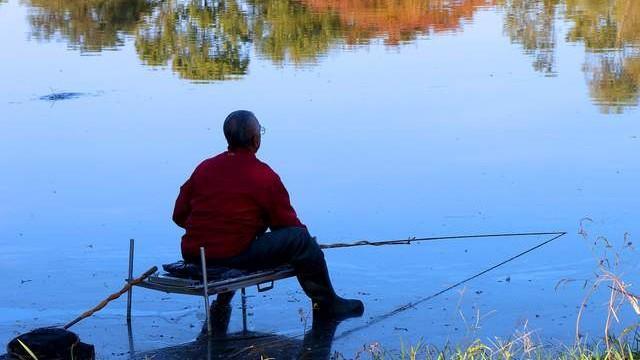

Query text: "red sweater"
[173, 149, 304, 261]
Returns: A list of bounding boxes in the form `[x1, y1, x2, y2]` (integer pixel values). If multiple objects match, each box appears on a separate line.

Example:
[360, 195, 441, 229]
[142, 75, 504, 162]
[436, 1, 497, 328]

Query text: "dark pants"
[213, 227, 327, 276]
[206, 227, 362, 323]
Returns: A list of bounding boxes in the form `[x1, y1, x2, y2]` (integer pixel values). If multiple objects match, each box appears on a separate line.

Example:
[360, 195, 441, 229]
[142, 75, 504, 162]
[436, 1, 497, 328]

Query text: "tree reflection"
[565, 0, 640, 113]
[247, 0, 342, 64]
[26, 0, 153, 52]
[25, 0, 492, 76]
[135, 0, 251, 81]
[499, 0, 560, 75]
[247, 0, 494, 63]
[302, 0, 495, 46]
[583, 52, 640, 113]
[498, 0, 640, 113]
[23, 0, 640, 109]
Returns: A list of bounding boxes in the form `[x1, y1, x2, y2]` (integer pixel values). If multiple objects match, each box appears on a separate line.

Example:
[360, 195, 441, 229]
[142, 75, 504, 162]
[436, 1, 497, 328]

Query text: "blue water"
[1, 0, 639, 357]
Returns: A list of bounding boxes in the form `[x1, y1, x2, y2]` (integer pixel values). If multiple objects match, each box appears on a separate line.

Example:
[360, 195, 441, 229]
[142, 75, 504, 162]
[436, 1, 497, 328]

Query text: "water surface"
[1, 0, 640, 358]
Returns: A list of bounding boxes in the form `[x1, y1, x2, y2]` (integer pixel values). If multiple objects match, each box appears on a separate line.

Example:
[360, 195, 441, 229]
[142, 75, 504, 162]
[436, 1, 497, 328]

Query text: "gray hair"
[223, 110, 259, 149]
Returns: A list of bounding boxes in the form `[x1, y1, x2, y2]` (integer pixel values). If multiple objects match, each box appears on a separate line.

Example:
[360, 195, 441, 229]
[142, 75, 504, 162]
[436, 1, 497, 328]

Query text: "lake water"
[1, 0, 639, 358]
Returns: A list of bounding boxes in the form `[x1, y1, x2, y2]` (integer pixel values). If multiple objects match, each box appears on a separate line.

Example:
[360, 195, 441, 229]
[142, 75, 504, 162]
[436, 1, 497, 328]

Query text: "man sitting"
[172, 110, 364, 322]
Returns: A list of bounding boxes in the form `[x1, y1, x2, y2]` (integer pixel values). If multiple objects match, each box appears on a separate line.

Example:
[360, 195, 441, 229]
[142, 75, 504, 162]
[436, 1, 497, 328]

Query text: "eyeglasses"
[260, 125, 266, 135]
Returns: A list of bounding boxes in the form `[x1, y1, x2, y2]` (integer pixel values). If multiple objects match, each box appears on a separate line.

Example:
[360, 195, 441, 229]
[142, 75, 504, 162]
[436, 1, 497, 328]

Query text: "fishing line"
[333, 231, 567, 340]
[227, 231, 566, 355]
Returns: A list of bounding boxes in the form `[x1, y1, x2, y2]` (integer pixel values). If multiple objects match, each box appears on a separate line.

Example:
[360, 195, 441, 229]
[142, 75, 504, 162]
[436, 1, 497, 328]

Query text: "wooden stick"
[64, 266, 158, 329]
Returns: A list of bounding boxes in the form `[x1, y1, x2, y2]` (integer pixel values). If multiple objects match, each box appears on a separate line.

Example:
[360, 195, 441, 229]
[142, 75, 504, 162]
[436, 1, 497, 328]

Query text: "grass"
[341, 223, 640, 360]
[356, 336, 640, 360]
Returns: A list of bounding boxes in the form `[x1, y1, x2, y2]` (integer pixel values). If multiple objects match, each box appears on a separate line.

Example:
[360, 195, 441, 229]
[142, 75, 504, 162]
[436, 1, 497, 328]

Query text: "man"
[173, 110, 364, 320]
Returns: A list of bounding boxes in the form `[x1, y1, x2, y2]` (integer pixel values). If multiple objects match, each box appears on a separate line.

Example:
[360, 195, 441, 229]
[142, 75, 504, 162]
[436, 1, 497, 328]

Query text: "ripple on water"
[38, 92, 84, 101]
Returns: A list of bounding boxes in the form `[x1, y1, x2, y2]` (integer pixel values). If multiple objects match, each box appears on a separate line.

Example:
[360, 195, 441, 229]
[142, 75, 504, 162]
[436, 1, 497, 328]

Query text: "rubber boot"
[215, 291, 235, 307]
[298, 316, 340, 359]
[297, 264, 364, 320]
[197, 292, 235, 339]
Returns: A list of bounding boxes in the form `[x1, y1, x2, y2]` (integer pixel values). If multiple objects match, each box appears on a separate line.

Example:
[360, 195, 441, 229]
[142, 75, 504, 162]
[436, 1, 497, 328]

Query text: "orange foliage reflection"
[301, 0, 496, 45]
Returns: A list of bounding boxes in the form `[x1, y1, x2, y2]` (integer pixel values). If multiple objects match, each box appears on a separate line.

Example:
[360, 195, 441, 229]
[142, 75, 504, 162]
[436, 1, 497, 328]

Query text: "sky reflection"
[1, 0, 640, 356]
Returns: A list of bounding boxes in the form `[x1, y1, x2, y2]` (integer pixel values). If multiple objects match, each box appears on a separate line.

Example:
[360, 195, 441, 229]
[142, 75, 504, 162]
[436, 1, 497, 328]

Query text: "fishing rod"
[228, 230, 567, 354]
[334, 231, 567, 340]
[319, 231, 567, 249]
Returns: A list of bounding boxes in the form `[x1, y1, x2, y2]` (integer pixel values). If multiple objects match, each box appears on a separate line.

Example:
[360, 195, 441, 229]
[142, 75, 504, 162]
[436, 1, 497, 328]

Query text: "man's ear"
[252, 135, 261, 152]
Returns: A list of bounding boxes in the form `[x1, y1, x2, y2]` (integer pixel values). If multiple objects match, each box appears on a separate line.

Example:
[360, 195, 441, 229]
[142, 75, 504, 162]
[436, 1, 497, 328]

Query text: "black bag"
[163, 261, 247, 280]
[7, 328, 94, 360]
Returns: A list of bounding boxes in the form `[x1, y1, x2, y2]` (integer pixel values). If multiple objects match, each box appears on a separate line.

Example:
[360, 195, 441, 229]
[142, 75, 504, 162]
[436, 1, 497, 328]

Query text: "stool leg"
[241, 288, 247, 333]
[200, 247, 212, 337]
[126, 239, 134, 323]
[127, 319, 135, 356]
